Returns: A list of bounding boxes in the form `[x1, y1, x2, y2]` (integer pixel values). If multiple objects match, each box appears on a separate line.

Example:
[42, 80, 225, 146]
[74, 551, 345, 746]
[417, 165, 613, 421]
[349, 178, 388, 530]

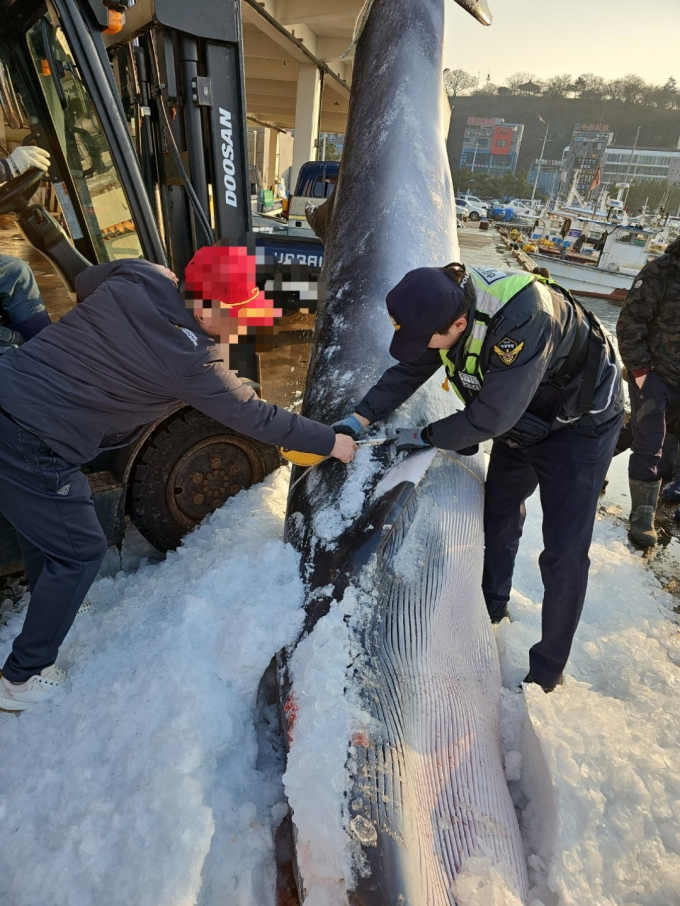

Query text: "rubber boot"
[628, 479, 661, 548]
[662, 475, 680, 503]
[11, 310, 51, 341]
[523, 673, 564, 693]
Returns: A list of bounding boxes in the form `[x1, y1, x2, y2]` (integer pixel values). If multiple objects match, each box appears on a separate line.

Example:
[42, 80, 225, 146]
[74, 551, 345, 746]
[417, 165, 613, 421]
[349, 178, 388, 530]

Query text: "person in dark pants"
[0, 146, 53, 339]
[336, 263, 623, 692]
[482, 421, 621, 683]
[0, 423, 107, 700]
[0, 252, 356, 712]
[617, 236, 680, 546]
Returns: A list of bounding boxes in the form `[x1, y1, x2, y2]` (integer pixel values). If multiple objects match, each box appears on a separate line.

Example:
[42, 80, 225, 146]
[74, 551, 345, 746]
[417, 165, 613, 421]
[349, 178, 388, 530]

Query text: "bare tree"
[653, 77, 680, 109]
[542, 73, 574, 97]
[505, 71, 538, 94]
[443, 69, 477, 97]
[619, 74, 647, 104]
[606, 78, 625, 102]
[572, 73, 606, 100]
[608, 74, 647, 104]
[474, 79, 498, 96]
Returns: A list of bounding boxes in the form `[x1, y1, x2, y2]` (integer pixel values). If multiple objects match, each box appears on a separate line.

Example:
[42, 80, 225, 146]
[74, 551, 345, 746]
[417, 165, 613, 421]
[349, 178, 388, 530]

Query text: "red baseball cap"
[184, 245, 260, 311]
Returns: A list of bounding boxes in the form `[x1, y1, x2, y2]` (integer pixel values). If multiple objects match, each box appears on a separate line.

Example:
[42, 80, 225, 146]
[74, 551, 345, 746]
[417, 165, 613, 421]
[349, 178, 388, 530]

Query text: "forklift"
[0, 0, 321, 567]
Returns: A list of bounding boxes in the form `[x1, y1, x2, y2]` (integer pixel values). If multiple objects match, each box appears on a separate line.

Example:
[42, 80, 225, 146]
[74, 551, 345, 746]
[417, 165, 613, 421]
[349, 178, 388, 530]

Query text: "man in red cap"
[0, 251, 356, 711]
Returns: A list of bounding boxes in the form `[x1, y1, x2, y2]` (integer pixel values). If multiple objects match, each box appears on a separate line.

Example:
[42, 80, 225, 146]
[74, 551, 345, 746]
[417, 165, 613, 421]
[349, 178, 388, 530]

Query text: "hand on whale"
[330, 432, 358, 463]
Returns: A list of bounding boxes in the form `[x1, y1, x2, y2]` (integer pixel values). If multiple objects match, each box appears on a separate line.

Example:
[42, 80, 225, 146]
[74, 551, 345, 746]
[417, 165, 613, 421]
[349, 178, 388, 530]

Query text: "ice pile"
[0, 469, 305, 906]
[282, 588, 368, 906]
[2, 444, 680, 905]
[496, 485, 680, 906]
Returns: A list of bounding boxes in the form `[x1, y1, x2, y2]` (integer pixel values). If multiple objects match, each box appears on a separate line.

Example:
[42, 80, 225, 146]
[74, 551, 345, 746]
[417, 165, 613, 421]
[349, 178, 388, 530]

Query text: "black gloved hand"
[456, 444, 479, 456]
[393, 427, 432, 453]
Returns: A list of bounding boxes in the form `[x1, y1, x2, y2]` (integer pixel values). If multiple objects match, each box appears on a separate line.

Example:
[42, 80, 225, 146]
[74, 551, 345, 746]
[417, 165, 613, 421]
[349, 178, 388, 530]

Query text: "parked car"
[458, 194, 486, 207]
[455, 201, 469, 223]
[505, 198, 539, 217]
[455, 198, 488, 222]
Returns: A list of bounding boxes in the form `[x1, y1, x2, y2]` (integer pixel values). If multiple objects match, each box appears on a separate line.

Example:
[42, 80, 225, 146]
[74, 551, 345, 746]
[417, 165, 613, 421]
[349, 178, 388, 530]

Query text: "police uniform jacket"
[356, 273, 623, 452]
[0, 259, 335, 463]
[617, 240, 680, 388]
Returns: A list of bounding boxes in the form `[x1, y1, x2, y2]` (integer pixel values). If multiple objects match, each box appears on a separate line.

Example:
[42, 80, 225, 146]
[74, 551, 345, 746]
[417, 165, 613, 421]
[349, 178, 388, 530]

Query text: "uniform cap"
[387, 267, 466, 362]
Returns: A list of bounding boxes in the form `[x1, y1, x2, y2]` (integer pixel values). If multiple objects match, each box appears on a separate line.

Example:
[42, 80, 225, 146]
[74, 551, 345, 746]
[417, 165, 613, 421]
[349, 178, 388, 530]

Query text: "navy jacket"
[0, 259, 335, 463]
[356, 279, 623, 451]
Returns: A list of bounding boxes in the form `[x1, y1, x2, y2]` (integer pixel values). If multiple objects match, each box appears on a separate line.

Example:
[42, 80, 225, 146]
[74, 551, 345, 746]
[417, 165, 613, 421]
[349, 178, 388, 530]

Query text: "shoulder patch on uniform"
[493, 336, 524, 366]
[634, 279, 643, 289]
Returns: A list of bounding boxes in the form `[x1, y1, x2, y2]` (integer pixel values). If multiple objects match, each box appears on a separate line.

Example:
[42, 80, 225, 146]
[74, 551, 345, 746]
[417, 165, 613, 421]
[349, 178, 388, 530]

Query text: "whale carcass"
[276, 0, 530, 903]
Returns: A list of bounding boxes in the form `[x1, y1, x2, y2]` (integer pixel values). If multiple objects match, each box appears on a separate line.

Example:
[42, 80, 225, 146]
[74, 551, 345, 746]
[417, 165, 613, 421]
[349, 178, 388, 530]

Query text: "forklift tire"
[129, 408, 281, 552]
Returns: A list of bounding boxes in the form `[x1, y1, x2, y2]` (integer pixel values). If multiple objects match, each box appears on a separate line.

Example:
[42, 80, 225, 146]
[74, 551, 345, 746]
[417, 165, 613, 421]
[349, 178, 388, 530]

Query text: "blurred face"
[192, 300, 241, 345]
[427, 316, 468, 351]
[190, 293, 282, 349]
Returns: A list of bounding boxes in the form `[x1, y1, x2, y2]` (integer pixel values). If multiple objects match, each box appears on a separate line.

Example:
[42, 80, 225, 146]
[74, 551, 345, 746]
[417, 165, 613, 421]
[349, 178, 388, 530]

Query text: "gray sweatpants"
[0, 411, 107, 682]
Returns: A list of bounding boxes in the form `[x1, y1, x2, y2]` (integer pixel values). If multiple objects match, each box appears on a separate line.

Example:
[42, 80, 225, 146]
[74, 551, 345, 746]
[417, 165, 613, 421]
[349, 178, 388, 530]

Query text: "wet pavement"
[0, 214, 73, 321]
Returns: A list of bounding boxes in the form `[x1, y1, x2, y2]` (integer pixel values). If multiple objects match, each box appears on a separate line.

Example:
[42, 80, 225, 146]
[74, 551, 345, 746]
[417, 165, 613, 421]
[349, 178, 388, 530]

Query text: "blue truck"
[253, 161, 340, 269]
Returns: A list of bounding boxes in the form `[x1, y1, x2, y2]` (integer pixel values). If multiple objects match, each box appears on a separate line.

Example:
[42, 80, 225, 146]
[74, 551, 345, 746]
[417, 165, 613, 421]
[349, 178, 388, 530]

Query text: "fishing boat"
[523, 215, 667, 302]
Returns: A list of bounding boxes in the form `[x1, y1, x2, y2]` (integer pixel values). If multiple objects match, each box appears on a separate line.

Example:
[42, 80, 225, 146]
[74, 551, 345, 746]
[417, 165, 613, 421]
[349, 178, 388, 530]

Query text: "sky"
[443, 0, 680, 89]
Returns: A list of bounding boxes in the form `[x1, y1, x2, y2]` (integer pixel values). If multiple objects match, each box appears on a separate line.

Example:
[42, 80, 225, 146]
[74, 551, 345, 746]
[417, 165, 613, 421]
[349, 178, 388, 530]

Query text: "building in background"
[669, 157, 680, 185]
[602, 146, 680, 185]
[247, 126, 294, 190]
[459, 117, 524, 176]
[561, 124, 613, 197]
[527, 159, 564, 199]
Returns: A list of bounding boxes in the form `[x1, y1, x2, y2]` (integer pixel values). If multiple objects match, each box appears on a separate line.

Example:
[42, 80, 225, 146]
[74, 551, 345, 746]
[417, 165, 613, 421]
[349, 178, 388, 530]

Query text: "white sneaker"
[0, 664, 67, 711]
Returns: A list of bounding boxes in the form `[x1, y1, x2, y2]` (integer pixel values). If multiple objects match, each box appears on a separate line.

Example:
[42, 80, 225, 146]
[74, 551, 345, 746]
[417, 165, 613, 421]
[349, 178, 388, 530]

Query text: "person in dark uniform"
[617, 236, 680, 546]
[335, 263, 623, 693]
[0, 145, 53, 339]
[0, 254, 356, 711]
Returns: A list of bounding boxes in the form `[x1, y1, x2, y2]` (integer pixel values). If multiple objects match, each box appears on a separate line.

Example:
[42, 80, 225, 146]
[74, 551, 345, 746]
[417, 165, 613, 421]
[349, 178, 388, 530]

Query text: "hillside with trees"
[445, 70, 680, 182]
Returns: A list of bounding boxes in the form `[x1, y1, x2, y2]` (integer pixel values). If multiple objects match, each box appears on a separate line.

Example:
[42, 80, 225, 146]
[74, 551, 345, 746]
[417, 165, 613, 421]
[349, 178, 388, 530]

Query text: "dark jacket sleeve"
[354, 349, 442, 423]
[616, 262, 665, 374]
[175, 356, 336, 455]
[74, 259, 164, 303]
[429, 311, 555, 450]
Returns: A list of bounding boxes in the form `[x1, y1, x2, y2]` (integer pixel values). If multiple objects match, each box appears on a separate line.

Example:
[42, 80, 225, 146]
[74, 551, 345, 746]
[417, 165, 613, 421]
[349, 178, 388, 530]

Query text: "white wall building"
[602, 147, 680, 184]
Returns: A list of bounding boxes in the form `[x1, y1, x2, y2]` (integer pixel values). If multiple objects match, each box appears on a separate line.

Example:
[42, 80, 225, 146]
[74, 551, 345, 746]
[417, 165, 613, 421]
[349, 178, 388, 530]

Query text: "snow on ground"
[0, 469, 305, 906]
[1, 444, 680, 905]
[493, 454, 680, 906]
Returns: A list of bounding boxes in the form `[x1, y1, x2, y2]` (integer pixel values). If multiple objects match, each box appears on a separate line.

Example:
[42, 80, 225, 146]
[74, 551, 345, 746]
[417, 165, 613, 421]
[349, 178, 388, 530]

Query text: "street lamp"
[467, 140, 481, 192]
[531, 116, 550, 203]
[471, 140, 481, 173]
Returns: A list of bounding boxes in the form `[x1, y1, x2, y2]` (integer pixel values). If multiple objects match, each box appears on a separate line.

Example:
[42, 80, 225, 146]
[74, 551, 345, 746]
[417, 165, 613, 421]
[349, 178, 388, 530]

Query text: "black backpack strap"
[576, 318, 606, 413]
[549, 303, 587, 389]
[547, 298, 606, 413]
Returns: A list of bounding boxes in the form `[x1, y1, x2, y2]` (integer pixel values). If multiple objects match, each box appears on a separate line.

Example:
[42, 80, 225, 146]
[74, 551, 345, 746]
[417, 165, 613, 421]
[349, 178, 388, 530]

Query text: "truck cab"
[285, 160, 338, 235]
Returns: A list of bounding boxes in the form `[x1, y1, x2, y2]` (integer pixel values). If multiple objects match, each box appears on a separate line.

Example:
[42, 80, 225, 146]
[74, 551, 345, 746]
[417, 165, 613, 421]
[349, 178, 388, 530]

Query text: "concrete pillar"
[291, 63, 322, 192]
[265, 129, 280, 190]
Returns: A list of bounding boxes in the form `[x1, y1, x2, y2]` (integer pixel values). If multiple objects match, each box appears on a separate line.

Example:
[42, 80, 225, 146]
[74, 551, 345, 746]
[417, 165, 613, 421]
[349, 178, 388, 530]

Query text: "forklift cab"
[0, 2, 162, 278]
[0, 0, 286, 565]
